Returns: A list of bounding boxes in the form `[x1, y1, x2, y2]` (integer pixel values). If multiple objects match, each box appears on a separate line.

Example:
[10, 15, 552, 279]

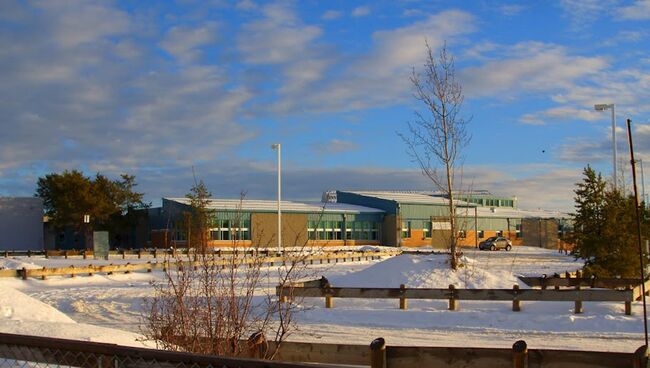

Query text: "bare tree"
[143, 187, 328, 359]
[399, 41, 470, 270]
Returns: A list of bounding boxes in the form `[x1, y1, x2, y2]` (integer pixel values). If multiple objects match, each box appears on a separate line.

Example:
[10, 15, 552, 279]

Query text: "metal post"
[626, 118, 649, 348]
[639, 159, 646, 206]
[474, 206, 478, 249]
[271, 143, 282, 254]
[612, 105, 617, 189]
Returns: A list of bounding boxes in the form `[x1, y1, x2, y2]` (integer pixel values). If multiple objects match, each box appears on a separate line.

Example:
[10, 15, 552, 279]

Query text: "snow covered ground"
[0, 246, 645, 352]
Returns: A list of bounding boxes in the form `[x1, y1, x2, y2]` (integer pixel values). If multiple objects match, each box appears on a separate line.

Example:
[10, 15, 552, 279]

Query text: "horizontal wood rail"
[278, 278, 636, 315]
[1, 250, 399, 280]
[0, 332, 645, 368]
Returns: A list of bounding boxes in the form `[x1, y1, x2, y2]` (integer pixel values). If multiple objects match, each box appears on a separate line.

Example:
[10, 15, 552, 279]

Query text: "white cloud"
[322, 10, 342, 20]
[558, 0, 617, 30]
[520, 106, 603, 125]
[617, 0, 650, 20]
[497, 4, 525, 16]
[160, 22, 218, 64]
[238, 3, 322, 64]
[352, 6, 371, 17]
[236, 0, 257, 11]
[462, 43, 608, 98]
[33, 0, 131, 48]
[274, 10, 475, 113]
[313, 139, 359, 155]
[0, 2, 256, 181]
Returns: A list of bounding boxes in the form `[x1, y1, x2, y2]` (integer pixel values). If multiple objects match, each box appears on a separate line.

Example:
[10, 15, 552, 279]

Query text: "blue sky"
[1, 0, 650, 211]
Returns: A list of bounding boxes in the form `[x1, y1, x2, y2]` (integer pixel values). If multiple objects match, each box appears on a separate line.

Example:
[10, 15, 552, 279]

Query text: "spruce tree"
[571, 166, 649, 277]
[571, 166, 607, 265]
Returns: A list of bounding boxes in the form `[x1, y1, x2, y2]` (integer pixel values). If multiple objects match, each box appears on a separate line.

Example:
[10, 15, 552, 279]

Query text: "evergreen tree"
[36, 170, 148, 245]
[185, 180, 212, 253]
[571, 166, 649, 277]
[570, 166, 607, 264]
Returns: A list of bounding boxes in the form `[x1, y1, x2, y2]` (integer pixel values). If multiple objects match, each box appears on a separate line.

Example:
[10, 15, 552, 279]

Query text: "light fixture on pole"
[271, 143, 282, 254]
[594, 103, 617, 189]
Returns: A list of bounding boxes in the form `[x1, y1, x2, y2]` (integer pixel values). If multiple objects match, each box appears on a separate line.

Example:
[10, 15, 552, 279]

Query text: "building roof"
[164, 198, 384, 214]
[341, 191, 567, 219]
[469, 206, 568, 219]
[341, 191, 461, 205]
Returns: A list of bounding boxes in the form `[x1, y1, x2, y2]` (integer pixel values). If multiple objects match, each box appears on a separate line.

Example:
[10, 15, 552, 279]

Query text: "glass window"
[401, 221, 411, 238]
[478, 230, 485, 239]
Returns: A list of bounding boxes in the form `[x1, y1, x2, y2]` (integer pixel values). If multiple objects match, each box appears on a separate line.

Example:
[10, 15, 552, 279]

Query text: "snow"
[0, 246, 645, 352]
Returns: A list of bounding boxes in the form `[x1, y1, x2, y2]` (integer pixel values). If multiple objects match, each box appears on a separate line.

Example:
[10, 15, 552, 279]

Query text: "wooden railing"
[0, 332, 645, 368]
[2, 247, 394, 259]
[278, 276, 636, 315]
[0, 250, 399, 280]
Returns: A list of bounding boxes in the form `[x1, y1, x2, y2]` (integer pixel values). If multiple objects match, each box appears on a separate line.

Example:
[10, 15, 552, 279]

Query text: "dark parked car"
[479, 236, 512, 251]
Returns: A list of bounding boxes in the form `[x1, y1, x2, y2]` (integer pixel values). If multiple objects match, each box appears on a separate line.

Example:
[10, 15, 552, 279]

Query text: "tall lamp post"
[271, 143, 282, 254]
[594, 103, 617, 189]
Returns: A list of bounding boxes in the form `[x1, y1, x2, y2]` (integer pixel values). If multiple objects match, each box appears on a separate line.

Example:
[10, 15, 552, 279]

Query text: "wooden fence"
[277, 276, 637, 315]
[3, 247, 394, 260]
[0, 250, 398, 280]
[0, 332, 646, 368]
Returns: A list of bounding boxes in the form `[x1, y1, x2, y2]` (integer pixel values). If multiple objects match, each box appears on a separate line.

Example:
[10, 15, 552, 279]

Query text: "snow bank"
[0, 283, 151, 347]
[329, 254, 521, 289]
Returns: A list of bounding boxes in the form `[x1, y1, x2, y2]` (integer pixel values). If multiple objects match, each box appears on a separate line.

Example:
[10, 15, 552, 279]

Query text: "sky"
[1, 0, 650, 212]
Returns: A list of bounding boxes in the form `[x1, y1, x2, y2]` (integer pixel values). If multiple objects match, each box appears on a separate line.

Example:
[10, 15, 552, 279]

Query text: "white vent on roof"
[490, 207, 497, 213]
[322, 191, 337, 203]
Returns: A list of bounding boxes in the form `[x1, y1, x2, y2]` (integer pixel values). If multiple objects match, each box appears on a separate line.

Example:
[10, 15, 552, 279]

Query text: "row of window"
[465, 198, 515, 207]
[307, 221, 380, 241]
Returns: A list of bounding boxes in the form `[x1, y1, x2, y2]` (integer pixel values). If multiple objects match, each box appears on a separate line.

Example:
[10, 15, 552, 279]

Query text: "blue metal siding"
[336, 191, 399, 214]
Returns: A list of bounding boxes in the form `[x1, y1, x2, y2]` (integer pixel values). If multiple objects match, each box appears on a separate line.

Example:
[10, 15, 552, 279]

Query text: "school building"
[146, 190, 571, 250]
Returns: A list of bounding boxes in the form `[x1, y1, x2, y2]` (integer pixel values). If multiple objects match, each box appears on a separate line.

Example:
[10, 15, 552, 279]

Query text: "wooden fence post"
[448, 284, 457, 311]
[82, 250, 87, 260]
[41, 267, 47, 280]
[88, 265, 93, 277]
[625, 285, 632, 315]
[399, 284, 407, 310]
[153, 248, 158, 259]
[64, 250, 68, 259]
[370, 337, 386, 368]
[575, 270, 583, 314]
[147, 261, 152, 273]
[574, 287, 582, 314]
[633, 345, 648, 368]
[70, 265, 75, 278]
[513, 284, 521, 312]
[325, 283, 333, 309]
[512, 340, 528, 368]
[247, 331, 268, 359]
[21, 267, 27, 280]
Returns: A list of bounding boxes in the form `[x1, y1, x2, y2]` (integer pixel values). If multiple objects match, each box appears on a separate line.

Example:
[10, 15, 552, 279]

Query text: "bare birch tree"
[399, 41, 470, 270]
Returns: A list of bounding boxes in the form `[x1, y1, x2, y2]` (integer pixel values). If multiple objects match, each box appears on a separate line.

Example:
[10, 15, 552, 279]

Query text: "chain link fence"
[0, 333, 331, 368]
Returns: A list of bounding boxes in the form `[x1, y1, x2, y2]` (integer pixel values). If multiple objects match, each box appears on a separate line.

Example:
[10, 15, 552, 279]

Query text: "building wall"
[522, 218, 559, 248]
[0, 197, 44, 251]
[382, 215, 399, 246]
[251, 213, 308, 248]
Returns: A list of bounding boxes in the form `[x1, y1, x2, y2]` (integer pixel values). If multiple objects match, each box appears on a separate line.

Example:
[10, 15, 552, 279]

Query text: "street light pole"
[594, 103, 617, 189]
[271, 144, 282, 254]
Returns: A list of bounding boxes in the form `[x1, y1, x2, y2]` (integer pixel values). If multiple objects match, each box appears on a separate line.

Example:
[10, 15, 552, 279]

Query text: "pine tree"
[570, 166, 607, 264]
[571, 166, 649, 277]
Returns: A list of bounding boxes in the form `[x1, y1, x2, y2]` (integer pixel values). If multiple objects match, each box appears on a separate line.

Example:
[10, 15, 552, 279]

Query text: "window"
[371, 222, 379, 240]
[458, 230, 466, 239]
[516, 224, 522, 238]
[209, 218, 250, 241]
[401, 221, 411, 238]
[478, 230, 484, 239]
[496, 230, 503, 237]
[423, 222, 432, 238]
